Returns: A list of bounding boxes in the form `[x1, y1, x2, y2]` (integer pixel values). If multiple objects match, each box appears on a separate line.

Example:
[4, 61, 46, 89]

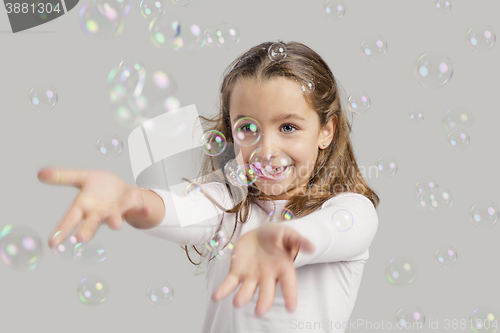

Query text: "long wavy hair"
[180, 40, 380, 268]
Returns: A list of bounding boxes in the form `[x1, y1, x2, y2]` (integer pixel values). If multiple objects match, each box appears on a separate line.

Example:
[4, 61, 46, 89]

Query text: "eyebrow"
[234, 113, 306, 123]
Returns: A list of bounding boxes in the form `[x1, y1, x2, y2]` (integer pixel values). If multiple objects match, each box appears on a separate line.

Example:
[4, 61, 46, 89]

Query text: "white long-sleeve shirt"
[140, 182, 379, 333]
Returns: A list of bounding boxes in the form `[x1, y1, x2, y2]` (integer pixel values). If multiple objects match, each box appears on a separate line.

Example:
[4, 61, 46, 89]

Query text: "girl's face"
[229, 77, 336, 200]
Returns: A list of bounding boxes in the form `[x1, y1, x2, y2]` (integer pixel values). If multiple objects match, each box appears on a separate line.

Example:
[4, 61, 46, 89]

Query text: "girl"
[39, 41, 379, 333]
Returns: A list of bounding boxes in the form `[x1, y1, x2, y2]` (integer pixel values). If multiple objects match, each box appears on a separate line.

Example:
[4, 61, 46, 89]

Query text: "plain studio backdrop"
[0, 0, 499, 332]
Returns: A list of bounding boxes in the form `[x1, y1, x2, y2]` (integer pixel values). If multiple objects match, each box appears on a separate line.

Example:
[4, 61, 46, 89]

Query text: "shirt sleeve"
[279, 193, 379, 268]
[138, 182, 231, 247]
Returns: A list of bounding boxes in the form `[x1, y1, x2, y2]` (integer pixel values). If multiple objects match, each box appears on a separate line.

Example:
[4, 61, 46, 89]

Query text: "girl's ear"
[318, 116, 336, 149]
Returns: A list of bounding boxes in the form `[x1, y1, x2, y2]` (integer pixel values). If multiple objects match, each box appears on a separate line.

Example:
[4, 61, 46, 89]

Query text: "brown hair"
[180, 40, 380, 268]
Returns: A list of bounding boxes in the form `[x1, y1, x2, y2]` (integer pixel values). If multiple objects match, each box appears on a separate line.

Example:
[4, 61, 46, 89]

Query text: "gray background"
[1, 0, 499, 332]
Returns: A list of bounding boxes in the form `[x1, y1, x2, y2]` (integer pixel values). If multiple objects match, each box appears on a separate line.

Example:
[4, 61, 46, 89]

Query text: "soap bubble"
[409, 110, 424, 123]
[171, 0, 192, 6]
[267, 209, 295, 223]
[416, 187, 453, 213]
[249, 147, 293, 180]
[77, 275, 109, 304]
[470, 201, 499, 228]
[442, 107, 474, 133]
[117, 58, 146, 97]
[331, 209, 353, 231]
[469, 306, 499, 333]
[203, 26, 218, 48]
[96, 133, 123, 160]
[361, 35, 388, 61]
[434, 245, 457, 268]
[395, 304, 426, 333]
[299, 79, 315, 94]
[434, 0, 452, 13]
[323, 0, 345, 20]
[204, 225, 234, 258]
[28, 83, 58, 113]
[50, 231, 78, 259]
[467, 24, 496, 52]
[224, 159, 243, 187]
[268, 42, 287, 61]
[149, 15, 181, 49]
[175, 22, 204, 52]
[72, 239, 107, 264]
[447, 128, 470, 151]
[216, 23, 240, 49]
[414, 51, 453, 89]
[201, 130, 226, 156]
[147, 280, 174, 308]
[94, 0, 131, 19]
[232, 117, 262, 147]
[375, 156, 398, 178]
[386, 257, 416, 285]
[78, 2, 124, 38]
[0, 224, 43, 271]
[236, 164, 258, 185]
[140, 0, 166, 20]
[185, 182, 204, 201]
[348, 91, 371, 114]
[415, 178, 438, 194]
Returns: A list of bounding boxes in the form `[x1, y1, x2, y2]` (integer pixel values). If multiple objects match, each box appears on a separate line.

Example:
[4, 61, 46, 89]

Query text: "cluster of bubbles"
[322, 0, 346, 20]
[415, 177, 453, 213]
[203, 23, 240, 50]
[442, 107, 473, 151]
[375, 156, 398, 178]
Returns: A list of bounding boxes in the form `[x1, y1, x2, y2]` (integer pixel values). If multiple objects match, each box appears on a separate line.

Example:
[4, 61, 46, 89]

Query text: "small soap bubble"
[470, 201, 499, 228]
[331, 209, 353, 231]
[78, 2, 124, 38]
[72, 239, 107, 264]
[360, 35, 388, 61]
[216, 23, 240, 49]
[376, 156, 398, 178]
[299, 80, 315, 94]
[386, 257, 416, 285]
[232, 117, 262, 147]
[414, 51, 454, 89]
[94, 0, 131, 20]
[175, 22, 204, 52]
[140, 0, 166, 20]
[467, 24, 496, 52]
[409, 110, 424, 123]
[470, 306, 499, 333]
[149, 15, 181, 49]
[171, 0, 192, 6]
[268, 42, 287, 61]
[51, 231, 78, 259]
[96, 133, 123, 160]
[249, 147, 293, 180]
[236, 164, 258, 185]
[201, 130, 226, 156]
[267, 209, 295, 224]
[204, 225, 233, 258]
[395, 304, 426, 333]
[415, 177, 438, 194]
[0, 224, 43, 271]
[185, 182, 204, 201]
[447, 128, 470, 151]
[442, 107, 474, 133]
[348, 91, 371, 114]
[28, 83, 58, 113]
[323, 0, 345, 20]
[224, 159, 243, 187]
[434, 0, 452, 13]
[434, 245, 457, 268]
[203, 26, 218, 48]
[147, 280, 174, 308]
[77, 275, 109, 304]
[118, 58, 146, 97]
[416, 187, 453, 213]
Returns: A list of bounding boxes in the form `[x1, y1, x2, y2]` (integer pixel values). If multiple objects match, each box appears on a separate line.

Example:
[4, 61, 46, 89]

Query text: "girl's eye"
[281, 123, 297, 133]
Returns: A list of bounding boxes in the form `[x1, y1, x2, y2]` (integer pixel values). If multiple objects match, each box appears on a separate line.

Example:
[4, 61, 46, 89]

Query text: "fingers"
[212, 274, 240, 303]
[255, 276, 277, 318]
[279, 266, 298, 313]
[105, 213, 123, 231]
[77, 213, 103, 244]
[49, 205, 83, 248]
[233, 278, 258, 308]
[38, 168, 89, 188]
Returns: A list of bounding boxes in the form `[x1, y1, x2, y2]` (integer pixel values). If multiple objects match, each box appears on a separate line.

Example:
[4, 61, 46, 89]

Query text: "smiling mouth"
[252, 165, 292, 179]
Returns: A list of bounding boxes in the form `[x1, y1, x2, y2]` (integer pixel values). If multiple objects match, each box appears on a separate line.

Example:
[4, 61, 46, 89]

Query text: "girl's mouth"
[252, 165, 291, 180]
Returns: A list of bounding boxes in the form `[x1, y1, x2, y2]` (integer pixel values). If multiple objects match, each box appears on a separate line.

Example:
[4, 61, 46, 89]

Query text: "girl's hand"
[211, 223, 316, 317]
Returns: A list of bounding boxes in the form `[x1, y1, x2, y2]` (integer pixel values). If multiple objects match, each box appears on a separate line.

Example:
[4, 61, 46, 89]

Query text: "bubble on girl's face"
[96, 133, 123, 160]
[470, 201, 499, 228]
[28, 83, 58, 113]
[268, 42, 287, 61]
[409, 110, 424, 123]
[447, 128, 470, 151]
[414, 51, 454, 89]
[77, 275, 109, 304]
[72, 239, 107, 264]
[174, 22, 205, 52]
[323, 0, 345, 20]
[117, 58, 146, 97]
[348, 91, 371, 114]
[415, 177, 438, 194]
[224, 159, 243, 187]
[149, 15, 181, 50]
[416, 187, 453, 213]
[267, 209, 295, 224]
[442, 107, 474, 133]
[360, 35, 388, 61]
[434, 0, 452, 13]
[299, 79, 315, 94]
[51, 231, 78, 259]
[140, 0, 166, 20]
[0, 224, 43, 271]
[171, 0, 192, 6]
[204, 226, 233, 258]
[331, 209, 353, 231]
[385, 257, 416, 285]
[470, 306, 499, 333]
[232, 117, 262, 147]
[434, 245, 457, 268]
[249, 147, 293, 180]
[216, 23, 240, 50]
[375, 156, 398, 178]
[203, 26, 218, 48]
[94, 0, 131, 20]
[201, 130, 226, 156]
[78, 2, 125, 38]
[236, 164, 258, 186]
[467, 24, 496, 52]
[147, 281, 174, 308]
[395, 305, 425, 332]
